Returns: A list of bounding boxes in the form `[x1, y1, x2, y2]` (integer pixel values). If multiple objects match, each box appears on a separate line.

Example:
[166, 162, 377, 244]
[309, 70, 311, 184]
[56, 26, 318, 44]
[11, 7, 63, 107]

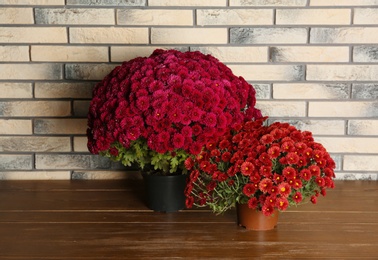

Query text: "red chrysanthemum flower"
[282, 166, 297, 179]
[184, 157, 194, 170]
[206, 181, 217, 192]
[248, 197, 258, 209]
[185, 196, 194, 208]
[221, 151, 232, 162]
[172, 133, 185, 149]
[265, 195, 277, 207]
[258, 152, 271, 165]
[259, 165, 272, 178]
[241, 161, 255, 176]
[250, 172, 262, 183]
[293, 191, 303, 203]
[276, 197, 289, 211]
[243, 183, 257, 197]
[262, 204, 275, 216]
[309, 165, 321, 177]
[261, 134, 274, 144]
[281, 141, 295, 153]
[259, 178, 273, 193]
[278, 182, 291, 197]
[183, 117, 336, 215]
[300, 169, 312, 181]
[267, 145, 280, 159]
[316, 176, 326, 187]
[286, 152, 300, 165]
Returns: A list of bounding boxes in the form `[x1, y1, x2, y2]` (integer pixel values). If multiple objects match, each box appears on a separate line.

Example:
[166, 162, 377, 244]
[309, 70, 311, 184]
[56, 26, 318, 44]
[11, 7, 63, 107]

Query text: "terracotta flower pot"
[236, 203, 279, 230]
[142, 173, 187, 213]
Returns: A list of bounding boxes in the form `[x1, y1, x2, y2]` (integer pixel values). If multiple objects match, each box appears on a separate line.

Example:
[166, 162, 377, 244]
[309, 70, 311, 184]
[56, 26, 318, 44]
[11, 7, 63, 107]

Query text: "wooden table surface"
[0, 179, 377, 259]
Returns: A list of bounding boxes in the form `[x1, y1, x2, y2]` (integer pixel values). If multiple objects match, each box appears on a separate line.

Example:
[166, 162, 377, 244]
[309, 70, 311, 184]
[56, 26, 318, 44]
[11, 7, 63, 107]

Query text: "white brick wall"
[0, 1, 377, 180]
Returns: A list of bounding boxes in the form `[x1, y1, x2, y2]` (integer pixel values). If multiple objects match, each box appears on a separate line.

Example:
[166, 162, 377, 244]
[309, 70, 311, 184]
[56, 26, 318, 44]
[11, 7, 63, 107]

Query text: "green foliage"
[101, 139, 189, 175]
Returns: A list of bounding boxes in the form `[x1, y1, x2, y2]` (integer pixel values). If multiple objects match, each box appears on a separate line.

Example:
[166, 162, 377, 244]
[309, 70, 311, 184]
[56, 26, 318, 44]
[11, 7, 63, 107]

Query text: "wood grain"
[0, 180, 377, 259]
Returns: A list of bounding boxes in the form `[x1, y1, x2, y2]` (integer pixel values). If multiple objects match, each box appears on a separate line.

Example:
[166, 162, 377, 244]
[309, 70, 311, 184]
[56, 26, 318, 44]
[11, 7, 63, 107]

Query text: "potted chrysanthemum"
[87, 49, 261, 212]
[185, 117, 336, 229]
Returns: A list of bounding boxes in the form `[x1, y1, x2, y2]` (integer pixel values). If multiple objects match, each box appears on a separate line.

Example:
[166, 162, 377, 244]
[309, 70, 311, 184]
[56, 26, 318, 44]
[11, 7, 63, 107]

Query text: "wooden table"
[0, 180, 377, 259]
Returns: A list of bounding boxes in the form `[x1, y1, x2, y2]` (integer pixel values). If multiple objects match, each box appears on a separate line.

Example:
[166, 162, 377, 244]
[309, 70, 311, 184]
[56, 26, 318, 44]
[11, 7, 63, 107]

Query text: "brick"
[229, 65, 304, 81]
[0, 155, 32, 170]
[35, 8, 114, 25]
[275, 119, 345, 135]
[336, 172, 378, 181]
[0, 137, 71, 152]
[252, 84, 270, 99]
[193, 46, 268, 63]
[331, 155, 342, 171]
[66, 0, 145, 5]
[73, 101, 90, 117]
[197, 9, 272, 25]
[0, 8, 33, 24]
[307, 65, 378, 81]
[230, 0, 306, 6]
[0, 120, 32, 135]
[149, 0, 226, 6]
[0, 101, 71, 117]
[0, 46, 29, 62]
[31, 46, 108, 62]
[310, 0, 378, 6]
[35, 154, 111, 170]
[308, 101, 378, 117]
[348, 120, 378, 135]
[276, 9, 350, 25]
[35, 82, 94, 99]
[0, 64, 62, 80]
[69, 27, 148, 44]
[343, 155, 378, 171]
[118, 9, 192, 25]
[354, 8, 378, 24]
[0, 171, 71, 180]
[34, 119, 87, 135]
[273, 83, 349, 99]
[65, 64, 116, 80]
[255, 101, 306, 117]
[0, 27, 67, 43]
[0, 83, 32, 98]
[353, 46, 378, 62]
[352, 84, 378, 99]
[270, 46, 349, 62]
[151, 28, 227, 44]
[311, 27, 378, 43]
[0, 0, 64, 4]
[111, 46, 188, 62]
[230, 28, 307, 44]
[72, 171, 140, 180]
[316, 137, 378, 153]
[74, 136, 89, 152]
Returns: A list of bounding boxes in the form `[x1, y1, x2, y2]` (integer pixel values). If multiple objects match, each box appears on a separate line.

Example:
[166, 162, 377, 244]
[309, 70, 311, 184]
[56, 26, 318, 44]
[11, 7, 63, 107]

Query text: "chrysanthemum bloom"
[241, 161, 255, 176]
[262, 204, 275, 216]
[278, 182, 291, 197]
[185, 117, 336, 216]
[87, 49, 261, 175]
[248, 197, 258, 209]
[293, 191, 303, 203]
[259, 178, 273, 193]
[276, 197, 289, 211]
[243, 183, 257, 197]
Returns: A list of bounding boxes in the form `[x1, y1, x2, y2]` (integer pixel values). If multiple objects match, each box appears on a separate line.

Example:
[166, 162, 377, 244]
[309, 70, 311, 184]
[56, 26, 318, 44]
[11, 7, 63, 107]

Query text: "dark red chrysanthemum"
[243, 183, 257, 197]
[87, 49, 261, 157]
[241, 161, 254, 176]
[293, 191, 303, 203]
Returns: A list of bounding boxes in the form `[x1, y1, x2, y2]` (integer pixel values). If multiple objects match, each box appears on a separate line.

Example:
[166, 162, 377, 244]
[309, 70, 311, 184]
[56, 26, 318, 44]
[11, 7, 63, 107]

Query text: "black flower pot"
[142, 173, 187, 212]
